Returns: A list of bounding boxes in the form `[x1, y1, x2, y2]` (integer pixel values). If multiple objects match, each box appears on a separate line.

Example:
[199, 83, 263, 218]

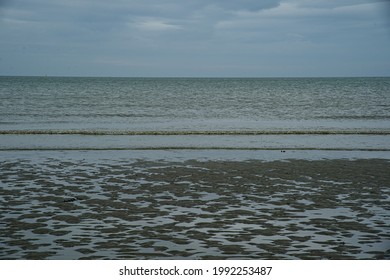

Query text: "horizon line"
[1, 75, 390, 79]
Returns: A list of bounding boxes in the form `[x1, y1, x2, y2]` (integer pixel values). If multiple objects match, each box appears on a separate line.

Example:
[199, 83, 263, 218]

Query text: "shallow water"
[1, 77, 389, 152]
[1, 77, 389, 259]
[1, 153, 389, 259]
[1, 134, 390, 151]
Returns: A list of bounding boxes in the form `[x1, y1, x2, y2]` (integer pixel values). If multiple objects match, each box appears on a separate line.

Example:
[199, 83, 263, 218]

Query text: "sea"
[1, 77, 390, 260]
[0, 76, 389, 153]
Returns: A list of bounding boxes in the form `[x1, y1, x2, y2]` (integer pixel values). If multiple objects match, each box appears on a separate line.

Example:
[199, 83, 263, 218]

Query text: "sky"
[0, 0, 390, 77]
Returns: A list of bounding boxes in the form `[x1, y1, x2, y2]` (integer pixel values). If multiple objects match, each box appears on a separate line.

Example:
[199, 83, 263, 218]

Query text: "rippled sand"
[1, 155, 389, 259]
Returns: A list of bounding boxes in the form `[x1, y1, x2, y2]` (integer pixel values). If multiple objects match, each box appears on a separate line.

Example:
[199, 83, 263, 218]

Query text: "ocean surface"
[1, 77, 390, 260]
[1, 76, 390, 152]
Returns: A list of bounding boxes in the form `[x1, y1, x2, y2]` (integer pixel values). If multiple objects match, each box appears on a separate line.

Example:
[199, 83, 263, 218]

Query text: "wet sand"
[0, 154, 389, 259]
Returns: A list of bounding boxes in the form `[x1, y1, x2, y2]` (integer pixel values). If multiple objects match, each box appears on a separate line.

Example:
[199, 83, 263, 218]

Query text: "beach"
[2, 2, 390, 279]
[1, 77, 390, 260]
[1, 151, 389, 259]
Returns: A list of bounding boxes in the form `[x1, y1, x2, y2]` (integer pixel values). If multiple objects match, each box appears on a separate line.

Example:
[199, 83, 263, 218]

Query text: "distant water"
[1, 76, 389, 151]
[1, 78, 390, 260]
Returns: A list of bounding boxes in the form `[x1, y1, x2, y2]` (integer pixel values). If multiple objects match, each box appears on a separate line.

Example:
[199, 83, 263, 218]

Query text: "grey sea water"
[1, 77, 390, 260]
[1, 76, 390, 151]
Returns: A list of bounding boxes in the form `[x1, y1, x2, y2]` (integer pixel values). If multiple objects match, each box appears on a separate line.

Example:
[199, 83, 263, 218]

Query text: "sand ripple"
[1, 157, 389, 259]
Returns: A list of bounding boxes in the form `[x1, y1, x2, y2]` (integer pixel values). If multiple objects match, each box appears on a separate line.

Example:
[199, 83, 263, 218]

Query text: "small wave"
[318, 115, 390, 120]
[0, 129, 390, 135]
[1, 147, 390, 151]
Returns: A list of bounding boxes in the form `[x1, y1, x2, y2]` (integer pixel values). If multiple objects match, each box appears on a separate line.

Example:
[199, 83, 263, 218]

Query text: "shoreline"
[1, 149, 390, 161]
[1, 134, 390, 152]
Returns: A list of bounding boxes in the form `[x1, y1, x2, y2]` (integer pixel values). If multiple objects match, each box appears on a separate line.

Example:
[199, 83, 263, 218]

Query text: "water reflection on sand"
[1, 153, 389, 259]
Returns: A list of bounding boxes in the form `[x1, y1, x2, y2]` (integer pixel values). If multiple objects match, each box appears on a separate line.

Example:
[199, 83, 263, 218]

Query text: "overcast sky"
[0, 0, 389, 77]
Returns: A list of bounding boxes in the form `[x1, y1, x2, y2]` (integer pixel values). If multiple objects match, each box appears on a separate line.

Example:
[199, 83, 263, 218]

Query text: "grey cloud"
[210, 0, 280, 11]
[1, 0, 281, 33]
[0, 0, 10, 16]
[1, 0, 389, 77]
[0, 0, 9, 7]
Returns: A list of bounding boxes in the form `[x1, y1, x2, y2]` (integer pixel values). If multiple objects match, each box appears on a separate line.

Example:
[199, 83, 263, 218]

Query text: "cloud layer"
[1, 0, 389, 76]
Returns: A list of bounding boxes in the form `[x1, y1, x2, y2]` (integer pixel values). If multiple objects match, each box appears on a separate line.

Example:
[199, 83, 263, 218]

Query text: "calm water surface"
[1, 77, 389, 150]
[1, 77, 389, 260]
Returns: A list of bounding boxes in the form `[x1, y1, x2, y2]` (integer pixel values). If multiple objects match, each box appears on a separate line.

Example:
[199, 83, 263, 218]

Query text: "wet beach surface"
[1, 153, 389, 259]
